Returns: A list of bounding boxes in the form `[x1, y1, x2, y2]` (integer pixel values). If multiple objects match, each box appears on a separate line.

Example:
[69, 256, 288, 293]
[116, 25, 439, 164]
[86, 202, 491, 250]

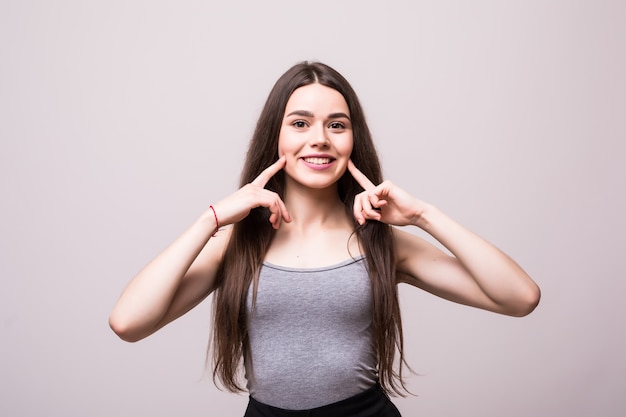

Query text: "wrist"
[208, 205, 220, 236]
[197, 206, 220, 236]
[411, 202, 438, 230]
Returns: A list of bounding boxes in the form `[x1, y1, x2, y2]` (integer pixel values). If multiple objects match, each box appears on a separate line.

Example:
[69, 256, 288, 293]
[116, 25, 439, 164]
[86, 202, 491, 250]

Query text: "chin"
[286, 175, 341, 191]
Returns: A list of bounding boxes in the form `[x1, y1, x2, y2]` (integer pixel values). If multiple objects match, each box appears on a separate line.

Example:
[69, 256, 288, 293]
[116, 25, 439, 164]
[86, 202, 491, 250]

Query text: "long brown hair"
[211, 61, 409, 396]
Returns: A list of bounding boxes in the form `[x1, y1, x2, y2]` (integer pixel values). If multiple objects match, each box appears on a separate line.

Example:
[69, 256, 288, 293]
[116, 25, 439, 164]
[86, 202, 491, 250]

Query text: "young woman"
[109, 62, 540, 416]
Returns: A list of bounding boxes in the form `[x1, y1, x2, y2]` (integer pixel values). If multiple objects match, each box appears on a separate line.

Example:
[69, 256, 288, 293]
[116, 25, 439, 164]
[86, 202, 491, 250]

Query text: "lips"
[302, 156, 334, 165]
[298, 155, 337, 171]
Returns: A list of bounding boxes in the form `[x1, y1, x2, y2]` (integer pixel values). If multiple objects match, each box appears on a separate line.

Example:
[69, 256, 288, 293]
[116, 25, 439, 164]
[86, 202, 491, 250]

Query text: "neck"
[282, 181, 349, 232]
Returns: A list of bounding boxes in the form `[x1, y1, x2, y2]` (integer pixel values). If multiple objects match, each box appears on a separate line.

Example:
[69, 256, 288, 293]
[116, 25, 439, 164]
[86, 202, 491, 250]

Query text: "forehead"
[284, 83, 350, 115]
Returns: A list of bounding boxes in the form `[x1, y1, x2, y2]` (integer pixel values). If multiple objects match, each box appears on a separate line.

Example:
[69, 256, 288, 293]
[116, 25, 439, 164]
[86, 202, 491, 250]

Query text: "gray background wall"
[1, 1, 624, 416]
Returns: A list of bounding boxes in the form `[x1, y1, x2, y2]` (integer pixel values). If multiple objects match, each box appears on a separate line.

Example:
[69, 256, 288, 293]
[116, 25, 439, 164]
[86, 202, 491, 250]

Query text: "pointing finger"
[252, 156, 286, 187]
[348, 160, 376, 191]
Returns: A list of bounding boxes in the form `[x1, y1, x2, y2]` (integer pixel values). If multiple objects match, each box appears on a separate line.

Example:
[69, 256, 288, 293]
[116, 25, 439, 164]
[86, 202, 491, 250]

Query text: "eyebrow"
[285, 110, 351, 120]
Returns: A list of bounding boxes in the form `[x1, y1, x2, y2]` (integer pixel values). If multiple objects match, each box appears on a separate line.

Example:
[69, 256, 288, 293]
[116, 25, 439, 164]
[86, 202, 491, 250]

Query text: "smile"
[302, 157, 334, 165]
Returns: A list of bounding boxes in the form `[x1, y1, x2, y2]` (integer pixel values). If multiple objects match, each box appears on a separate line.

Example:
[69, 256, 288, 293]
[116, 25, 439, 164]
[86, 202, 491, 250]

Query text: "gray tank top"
[244, 256, 378, 410]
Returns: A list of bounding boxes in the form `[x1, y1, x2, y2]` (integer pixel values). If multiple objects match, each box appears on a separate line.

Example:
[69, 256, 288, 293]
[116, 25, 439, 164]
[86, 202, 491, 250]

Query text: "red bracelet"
[209, 205, 219, 236]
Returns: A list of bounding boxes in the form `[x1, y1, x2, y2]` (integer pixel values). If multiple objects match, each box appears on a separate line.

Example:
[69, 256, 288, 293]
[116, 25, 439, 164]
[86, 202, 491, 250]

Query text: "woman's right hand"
[211, 156, 291, 230]
[109, 157, 291, 342]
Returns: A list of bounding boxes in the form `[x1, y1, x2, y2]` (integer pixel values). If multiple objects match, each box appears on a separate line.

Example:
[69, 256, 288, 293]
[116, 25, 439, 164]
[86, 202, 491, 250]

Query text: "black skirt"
[243, 383, 402, 417]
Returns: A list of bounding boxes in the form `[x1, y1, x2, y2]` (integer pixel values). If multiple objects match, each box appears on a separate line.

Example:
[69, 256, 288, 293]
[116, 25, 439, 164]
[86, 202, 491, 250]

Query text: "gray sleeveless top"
[244, 256, 378, 410]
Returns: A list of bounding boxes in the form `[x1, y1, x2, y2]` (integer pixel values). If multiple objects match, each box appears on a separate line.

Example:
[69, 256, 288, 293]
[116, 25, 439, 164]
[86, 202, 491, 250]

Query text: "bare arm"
[393, 212, 540, 316]
[109, 157, 291, 342]
[348, 160, 540, 317]
[108, 211, 226, 342]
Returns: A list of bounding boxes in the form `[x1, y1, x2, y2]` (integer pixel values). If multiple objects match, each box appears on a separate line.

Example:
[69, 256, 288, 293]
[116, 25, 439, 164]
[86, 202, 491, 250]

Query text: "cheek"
[277, 130, 287, 157]
[342, 135, 354, 155]
[277, 132, 296, 174]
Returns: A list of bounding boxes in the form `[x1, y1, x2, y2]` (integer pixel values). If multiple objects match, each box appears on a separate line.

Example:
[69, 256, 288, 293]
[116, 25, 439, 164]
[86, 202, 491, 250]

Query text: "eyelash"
[291, 120, 346, 129]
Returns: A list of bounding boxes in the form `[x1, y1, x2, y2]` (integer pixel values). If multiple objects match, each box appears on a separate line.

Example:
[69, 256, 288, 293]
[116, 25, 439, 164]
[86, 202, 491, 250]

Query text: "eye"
[292, 120, 308, 128]
[329, 121, 346, 129]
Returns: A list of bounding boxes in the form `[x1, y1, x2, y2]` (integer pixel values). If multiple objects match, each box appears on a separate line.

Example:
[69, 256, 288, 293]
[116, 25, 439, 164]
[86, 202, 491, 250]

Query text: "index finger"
[251, 156, 286, 187]
[348, 159, 376, 190]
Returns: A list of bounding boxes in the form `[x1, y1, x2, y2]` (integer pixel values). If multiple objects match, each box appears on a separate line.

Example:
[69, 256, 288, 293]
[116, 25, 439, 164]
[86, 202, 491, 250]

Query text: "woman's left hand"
[349, 160, 540, 316]
[348, 160, 430, 228]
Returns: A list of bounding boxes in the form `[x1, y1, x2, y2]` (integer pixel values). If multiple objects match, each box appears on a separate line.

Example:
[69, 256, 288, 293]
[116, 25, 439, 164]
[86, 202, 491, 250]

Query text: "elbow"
[108, 314, 145, 343]
[509, 284, 541, 317]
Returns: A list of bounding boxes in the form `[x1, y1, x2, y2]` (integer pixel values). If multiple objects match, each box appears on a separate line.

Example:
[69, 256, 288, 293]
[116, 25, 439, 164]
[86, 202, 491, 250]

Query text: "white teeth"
[303, 157, 332, 165]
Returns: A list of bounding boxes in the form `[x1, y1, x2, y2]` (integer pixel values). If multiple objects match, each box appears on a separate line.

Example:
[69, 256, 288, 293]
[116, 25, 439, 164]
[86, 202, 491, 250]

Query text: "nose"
[309, 123, 330, 147]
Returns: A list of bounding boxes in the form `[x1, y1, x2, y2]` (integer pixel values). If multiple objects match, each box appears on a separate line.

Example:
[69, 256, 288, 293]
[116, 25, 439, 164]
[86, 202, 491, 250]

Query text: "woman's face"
[278, 83, 353, 191]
